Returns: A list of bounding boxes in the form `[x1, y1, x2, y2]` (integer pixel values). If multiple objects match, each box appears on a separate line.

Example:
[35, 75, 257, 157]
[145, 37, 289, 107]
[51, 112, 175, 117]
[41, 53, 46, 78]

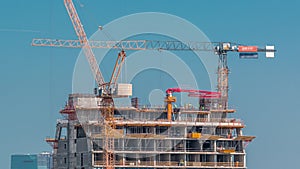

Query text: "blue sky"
[1, 0, 300, 169]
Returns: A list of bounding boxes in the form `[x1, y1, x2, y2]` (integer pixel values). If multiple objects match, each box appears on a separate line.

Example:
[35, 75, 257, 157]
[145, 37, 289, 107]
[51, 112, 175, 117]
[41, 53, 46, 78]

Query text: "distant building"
[11, 154, 37, 169]
[11, 152, 52, 169]
[37, 152, 53, 169]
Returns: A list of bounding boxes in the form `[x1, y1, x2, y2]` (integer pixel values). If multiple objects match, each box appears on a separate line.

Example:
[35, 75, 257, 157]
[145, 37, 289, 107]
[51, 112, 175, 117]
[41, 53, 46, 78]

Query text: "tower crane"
[32, 38, 276, 109]
[64, 0, 127, 95]
[64, 0, 128, 168]
[32, 1, 276, 168]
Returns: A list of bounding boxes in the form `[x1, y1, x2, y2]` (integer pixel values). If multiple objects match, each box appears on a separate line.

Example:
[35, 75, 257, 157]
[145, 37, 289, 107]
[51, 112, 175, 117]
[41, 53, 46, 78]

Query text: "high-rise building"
[37, 152, 53, 169]
[11, 152, 52, 169]
[11, 154, 37, 169]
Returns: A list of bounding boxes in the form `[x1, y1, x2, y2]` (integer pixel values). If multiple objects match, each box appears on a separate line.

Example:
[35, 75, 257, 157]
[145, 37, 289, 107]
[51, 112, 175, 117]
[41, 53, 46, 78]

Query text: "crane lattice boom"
[64, 0, 105, 87]
[32, 38, 275, 52]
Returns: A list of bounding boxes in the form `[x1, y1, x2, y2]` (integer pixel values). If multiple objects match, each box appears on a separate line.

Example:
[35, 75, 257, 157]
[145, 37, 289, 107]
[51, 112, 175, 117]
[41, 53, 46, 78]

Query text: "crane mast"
[218, 50, 229, 109]
[64, 0, 115, 169]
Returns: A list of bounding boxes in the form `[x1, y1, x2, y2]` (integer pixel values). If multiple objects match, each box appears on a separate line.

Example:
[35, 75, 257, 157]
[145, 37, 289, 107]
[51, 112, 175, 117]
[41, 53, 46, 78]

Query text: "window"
[59, 127, 67, 140]
[80, 153, 83, 166]
[76, 127, 86, 138]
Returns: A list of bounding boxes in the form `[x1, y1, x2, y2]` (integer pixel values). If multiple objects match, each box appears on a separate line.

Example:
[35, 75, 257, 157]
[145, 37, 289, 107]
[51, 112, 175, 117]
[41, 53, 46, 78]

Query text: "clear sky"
[1, 0, 299, 169]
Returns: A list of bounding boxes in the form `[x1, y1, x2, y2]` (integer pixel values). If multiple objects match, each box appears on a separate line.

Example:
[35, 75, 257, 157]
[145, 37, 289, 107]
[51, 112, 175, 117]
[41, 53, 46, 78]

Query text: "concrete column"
[244, 154, 246, 168]
[213, 140, 217, 152]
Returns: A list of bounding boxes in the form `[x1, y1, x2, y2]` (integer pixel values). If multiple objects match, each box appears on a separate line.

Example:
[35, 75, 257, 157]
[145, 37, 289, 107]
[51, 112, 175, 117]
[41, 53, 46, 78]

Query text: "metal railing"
[93, 160, 244, 167]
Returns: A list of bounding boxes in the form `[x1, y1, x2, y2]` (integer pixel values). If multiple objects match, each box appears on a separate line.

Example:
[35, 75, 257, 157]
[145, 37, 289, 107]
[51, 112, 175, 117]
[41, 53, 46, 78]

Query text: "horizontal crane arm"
[166, 88, 221, 99]
[32, 38, 276, 53]
[32, 39, 217, 51]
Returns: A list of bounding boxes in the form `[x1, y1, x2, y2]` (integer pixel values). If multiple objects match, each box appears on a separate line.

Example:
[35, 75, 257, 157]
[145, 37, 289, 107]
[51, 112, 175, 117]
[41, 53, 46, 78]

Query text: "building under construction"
[36, 1, 276, 169]
[46, 90, 255, 169]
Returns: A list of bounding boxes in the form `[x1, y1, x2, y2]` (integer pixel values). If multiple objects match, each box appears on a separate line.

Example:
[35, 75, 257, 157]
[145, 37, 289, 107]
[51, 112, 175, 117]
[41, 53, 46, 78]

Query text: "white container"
[115, 83, 132, 96]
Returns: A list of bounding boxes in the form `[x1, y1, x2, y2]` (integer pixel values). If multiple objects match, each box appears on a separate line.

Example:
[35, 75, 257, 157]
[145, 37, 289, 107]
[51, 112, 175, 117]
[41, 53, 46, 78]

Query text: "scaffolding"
[47, 94, 254, 169]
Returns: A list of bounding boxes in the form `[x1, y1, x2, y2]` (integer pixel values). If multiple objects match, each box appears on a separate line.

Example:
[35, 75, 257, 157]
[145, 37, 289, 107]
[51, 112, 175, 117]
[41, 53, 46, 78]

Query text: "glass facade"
[11, 155, 38, 169]
[11, 152, 52, 169]
[37, 152, 52, 169]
